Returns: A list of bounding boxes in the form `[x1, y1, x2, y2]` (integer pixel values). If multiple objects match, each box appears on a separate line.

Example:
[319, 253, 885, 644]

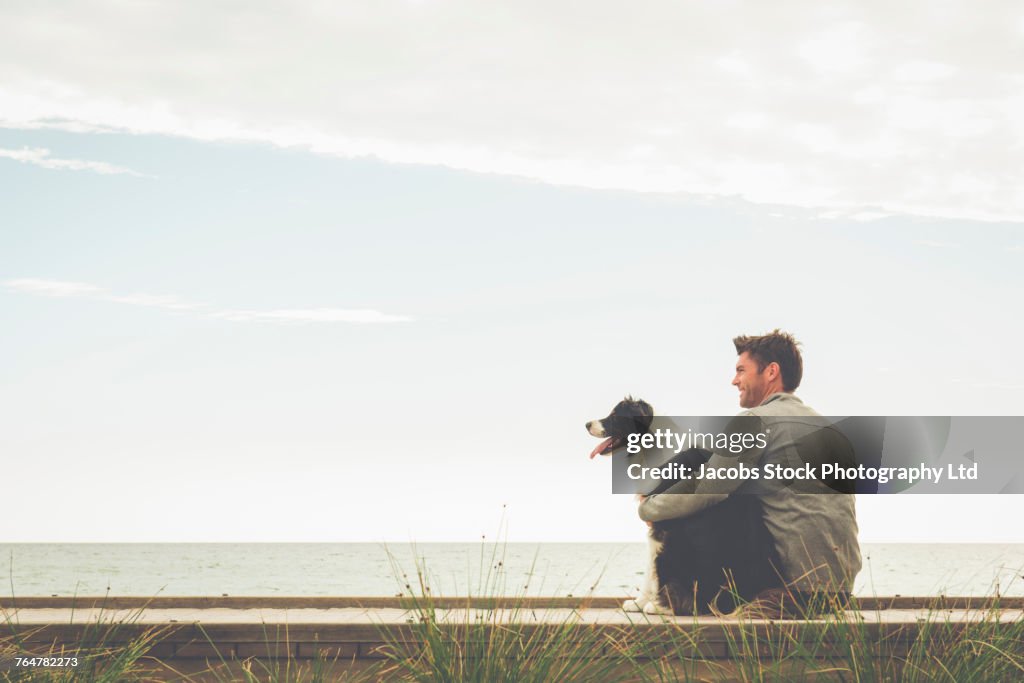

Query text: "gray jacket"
[637, 393, 862, 594]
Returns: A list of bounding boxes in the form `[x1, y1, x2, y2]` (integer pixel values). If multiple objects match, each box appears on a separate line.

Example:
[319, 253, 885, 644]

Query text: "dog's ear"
[634, 400, 654, 434]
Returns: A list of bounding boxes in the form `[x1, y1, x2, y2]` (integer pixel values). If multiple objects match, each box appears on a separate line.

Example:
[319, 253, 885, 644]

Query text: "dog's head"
[586, 396, 654, 458]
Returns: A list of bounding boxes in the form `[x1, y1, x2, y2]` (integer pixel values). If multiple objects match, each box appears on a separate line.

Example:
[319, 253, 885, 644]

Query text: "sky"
[1, 1, 1022, 543]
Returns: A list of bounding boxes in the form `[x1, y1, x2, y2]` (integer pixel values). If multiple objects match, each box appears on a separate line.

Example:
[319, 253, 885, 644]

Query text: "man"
[638, 330, 861, 615]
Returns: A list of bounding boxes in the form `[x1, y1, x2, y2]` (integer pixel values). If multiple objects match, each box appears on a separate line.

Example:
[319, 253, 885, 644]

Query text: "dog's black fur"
[588, 397, 782, 615]
[586, 395, 655, 457]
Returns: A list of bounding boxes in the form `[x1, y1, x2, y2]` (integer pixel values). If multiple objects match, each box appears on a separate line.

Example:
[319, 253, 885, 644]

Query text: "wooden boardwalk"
[3, 597, 1022, 681]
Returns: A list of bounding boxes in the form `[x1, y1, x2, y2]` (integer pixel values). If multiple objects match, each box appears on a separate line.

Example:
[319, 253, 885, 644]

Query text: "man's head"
[731, 330, 803, 408]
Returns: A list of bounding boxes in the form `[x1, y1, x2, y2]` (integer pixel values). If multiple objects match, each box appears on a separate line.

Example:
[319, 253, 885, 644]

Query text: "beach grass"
[616, 595, 1024, 683]
[5, 596, 1022, 682]
[371, 548, 1024, 683]
[2, 547, 1022, 682]
[1, 591, 175, 682]
[192, 621, 366, 683]
[371, 545, 621, 683]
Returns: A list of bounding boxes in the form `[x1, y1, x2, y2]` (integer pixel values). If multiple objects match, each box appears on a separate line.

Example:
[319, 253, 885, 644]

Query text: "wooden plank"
[236, 642, 297, 659]
[295, 642, 359, 659]
[3, 595, 1021, 610]
[175, 642, 235, 659]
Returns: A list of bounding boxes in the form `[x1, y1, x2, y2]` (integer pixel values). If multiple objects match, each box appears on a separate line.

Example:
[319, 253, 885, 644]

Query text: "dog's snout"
[586, 420, 606, 437]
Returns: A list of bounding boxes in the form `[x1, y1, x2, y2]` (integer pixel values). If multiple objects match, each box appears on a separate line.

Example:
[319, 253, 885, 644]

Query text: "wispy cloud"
[817, 208, 895, 222]
[0, 118, 122, 135]
[5, 278, 201, 312]
[5, 278, 105, 297]
[3, 279, 411, 324]
[0, 146, 151, 177]
[211, 309, 412, 324]
[0, 2, 1022, 221]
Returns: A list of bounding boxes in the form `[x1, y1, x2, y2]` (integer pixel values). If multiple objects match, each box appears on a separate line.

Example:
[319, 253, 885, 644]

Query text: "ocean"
[2, 543, 1022, 598]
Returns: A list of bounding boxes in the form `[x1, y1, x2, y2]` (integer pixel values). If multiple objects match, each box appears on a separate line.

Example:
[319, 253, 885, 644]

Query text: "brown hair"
[733, 329, 803, 392]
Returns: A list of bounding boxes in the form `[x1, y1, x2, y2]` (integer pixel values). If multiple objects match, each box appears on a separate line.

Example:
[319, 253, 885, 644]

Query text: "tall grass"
[1, 590, 176, 682]
[621, 594, 1024, 683]
[372, 548, 1023, 683]
[193, 619, 367, 683]
[372, 543, 623, 683]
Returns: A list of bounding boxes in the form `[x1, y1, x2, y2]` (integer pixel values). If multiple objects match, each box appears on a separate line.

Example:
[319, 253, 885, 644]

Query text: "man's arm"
[637, 414, 767, 522]
[638, 487, 728, 522]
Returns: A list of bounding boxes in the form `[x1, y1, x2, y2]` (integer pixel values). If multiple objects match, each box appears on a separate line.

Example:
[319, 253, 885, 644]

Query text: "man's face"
[732, 352, 769, 408]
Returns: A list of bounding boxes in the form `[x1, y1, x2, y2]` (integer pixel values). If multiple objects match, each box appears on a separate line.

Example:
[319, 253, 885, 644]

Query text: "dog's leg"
[623, 532, 663, 612]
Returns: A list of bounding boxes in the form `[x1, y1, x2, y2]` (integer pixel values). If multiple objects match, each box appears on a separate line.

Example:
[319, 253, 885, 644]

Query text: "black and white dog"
[587, 397, 781, 615]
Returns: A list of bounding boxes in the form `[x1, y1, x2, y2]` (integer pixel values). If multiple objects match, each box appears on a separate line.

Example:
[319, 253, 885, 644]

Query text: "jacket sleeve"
[638, 489, 728, 521]
[637, 413, 766, 522]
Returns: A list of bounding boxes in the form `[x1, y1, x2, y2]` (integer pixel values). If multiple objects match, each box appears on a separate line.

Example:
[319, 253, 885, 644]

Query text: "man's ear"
[766, 361, 780, 381]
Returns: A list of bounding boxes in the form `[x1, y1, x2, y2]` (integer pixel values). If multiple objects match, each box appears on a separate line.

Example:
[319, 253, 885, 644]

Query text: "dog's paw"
[642, 600, 674, 616]
[621, 599, 644, 612]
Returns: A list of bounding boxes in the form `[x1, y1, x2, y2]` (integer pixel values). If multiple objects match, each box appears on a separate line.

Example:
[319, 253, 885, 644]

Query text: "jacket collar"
[760, 392, 801, 406]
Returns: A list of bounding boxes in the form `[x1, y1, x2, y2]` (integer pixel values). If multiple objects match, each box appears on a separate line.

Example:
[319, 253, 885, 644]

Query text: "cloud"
[4, 278, 105, 297]
[3, 279, 411, 324]
[0, 119, 122, 134]
[0, 2, 1022, 221]
[0, 146, 150, 177]
[5, 278, 203, 312]
[211, 309, 413, 324]
[817, 208, 895, 221]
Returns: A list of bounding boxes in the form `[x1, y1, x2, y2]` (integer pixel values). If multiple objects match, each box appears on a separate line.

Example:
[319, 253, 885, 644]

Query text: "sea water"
[1, 543, 1022, 598]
